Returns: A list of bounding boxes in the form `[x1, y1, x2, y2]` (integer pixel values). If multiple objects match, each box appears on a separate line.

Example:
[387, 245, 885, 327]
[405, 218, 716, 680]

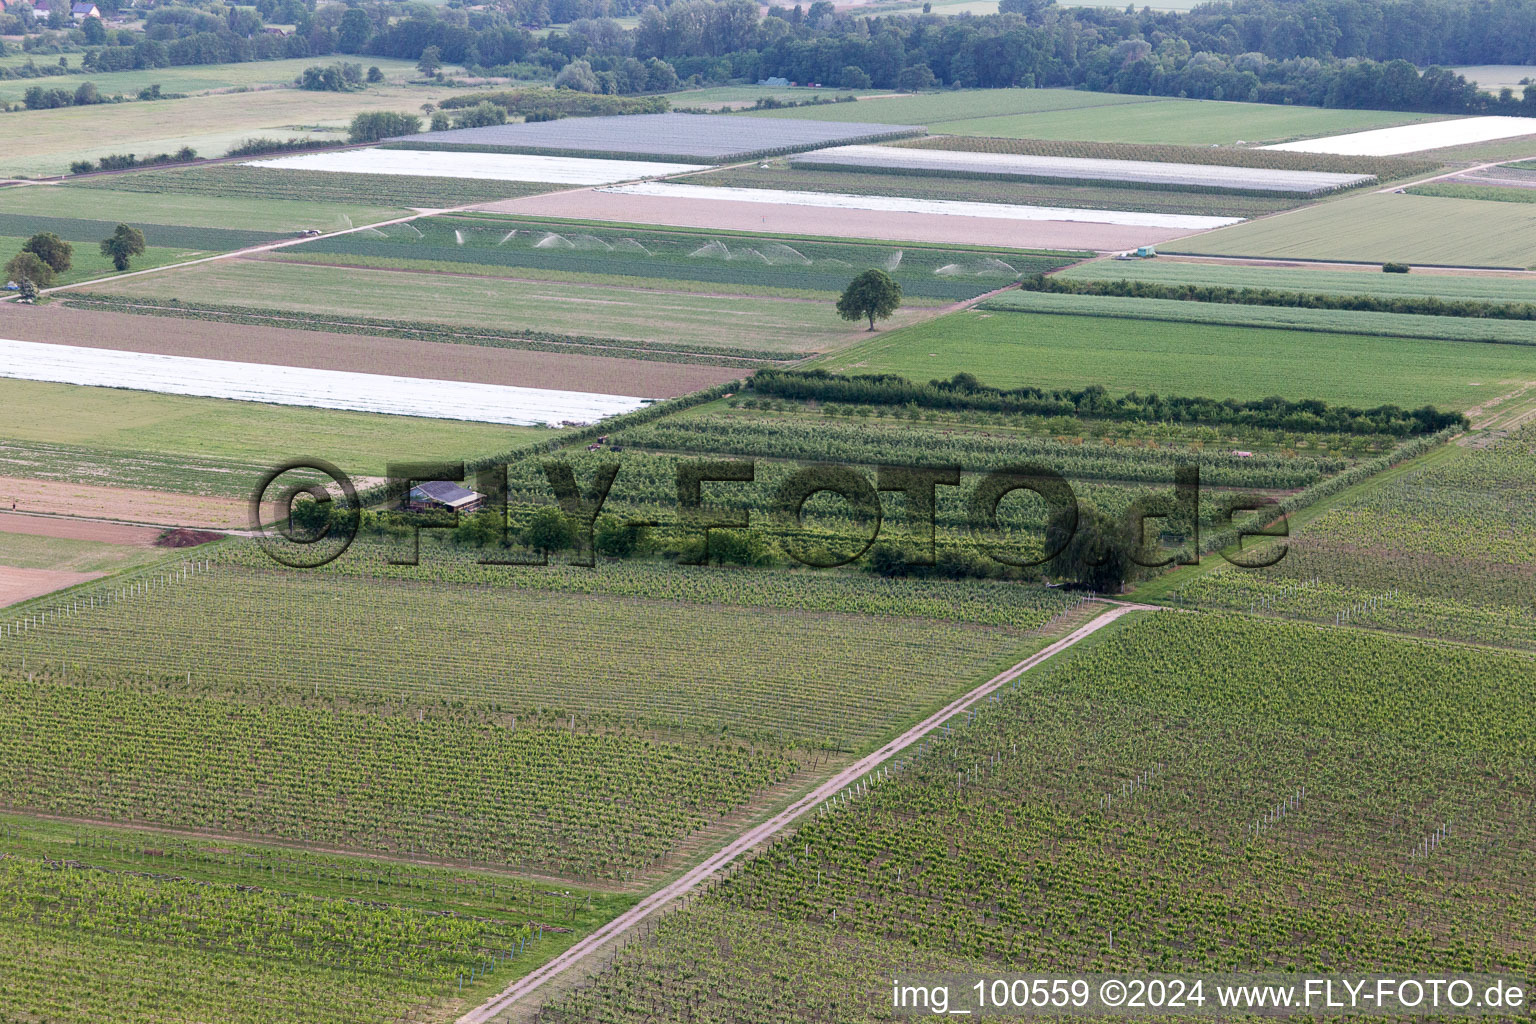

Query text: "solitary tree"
[6, 251, 54, 290]
[21, 232, 72, 274]
[416, 45, 443, 77]
[99, 224, 146, 271]
[836, 268, 903, 330]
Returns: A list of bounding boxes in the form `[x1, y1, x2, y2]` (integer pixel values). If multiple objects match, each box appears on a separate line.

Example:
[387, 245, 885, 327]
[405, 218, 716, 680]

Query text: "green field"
[938, 99, 1442, 145]
[984, 288, 1536, 345]
[81, 257, 938, 354]
[0, 530, 169, 573]
[545, 611, 1536, 1021]
[3, 552, 1048, 751]
[748, 90, 1439, 145]
[743, 87, 1153, 126]
[279, 214, 1074, 303]
[1408, 181, 1536, 203]
[0, 378, 542, 493]
[0, 182, 403, 233]
[0, 56, 429, 105]
[1171, 192, 1536, 267]
[0, 79, 472, 177]
[1059, 256, 1536, 302]
[814, 308, 1536, 409]
[64, 162, 558, 209]
[1173, 425, 1536, 648]
[0, 234, 195, 285]
[0, 810, 625, 1024]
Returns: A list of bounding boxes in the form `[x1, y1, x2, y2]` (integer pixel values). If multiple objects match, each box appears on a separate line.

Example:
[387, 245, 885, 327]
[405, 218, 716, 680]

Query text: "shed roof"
[410, 481, 482, 506]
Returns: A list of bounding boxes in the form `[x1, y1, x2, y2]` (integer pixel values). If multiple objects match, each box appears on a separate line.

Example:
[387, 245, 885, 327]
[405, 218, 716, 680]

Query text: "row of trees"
[751, 369, 1466, 436]
[298, 0, 1536, 113]
[1022, 273, 1536, 322]
[5, 226, 146, 300]
[8, 0, 1533, 113]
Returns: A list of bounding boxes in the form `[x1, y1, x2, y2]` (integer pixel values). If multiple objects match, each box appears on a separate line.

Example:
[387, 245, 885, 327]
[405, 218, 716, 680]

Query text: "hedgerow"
[749, 369, 1466, 436]
[1019, 272, 1536, 322]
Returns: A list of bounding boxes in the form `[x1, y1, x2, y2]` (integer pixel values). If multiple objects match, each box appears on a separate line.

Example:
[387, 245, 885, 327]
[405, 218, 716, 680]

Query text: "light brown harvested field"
[0, 303, 739, 399]
[0, 512, 162, 546]
[475, 188, 1202, 251]
[0, 477, 247, 530]
[0, 565, 104, 607]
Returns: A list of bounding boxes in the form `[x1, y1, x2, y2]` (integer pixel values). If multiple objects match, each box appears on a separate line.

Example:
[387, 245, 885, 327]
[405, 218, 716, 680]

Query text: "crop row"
[781, 400, 1401, 453]
[4, 815, 596, 919]
[488, 448, 1244, 562]
[0, 563, 1036, 750]
[62, 294, 777, 367]
[0, 919, 447, 1024]
[984, 289, 1536, 347]
[0, 856, 534, 982]
[0, 668, 798, 879]
[0, 212, 282, 252]
[0, 436, 274, 498]
[218, 544, 1081, 631]
[542, 614, 1536, 1022]
[1171, 425, 1536, 647]
[612, 415, 1347, 488]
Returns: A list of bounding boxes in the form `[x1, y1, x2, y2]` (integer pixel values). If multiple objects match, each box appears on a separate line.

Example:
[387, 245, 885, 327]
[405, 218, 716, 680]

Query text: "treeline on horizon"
[1022, 274, 1536, 323]
[6, 0, 1536, 115]
[750, 369, 1467, 436]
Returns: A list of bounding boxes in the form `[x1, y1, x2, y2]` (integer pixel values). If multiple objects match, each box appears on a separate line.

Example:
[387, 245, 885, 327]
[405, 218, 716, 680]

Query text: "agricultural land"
[2, 7, 1535, 1020]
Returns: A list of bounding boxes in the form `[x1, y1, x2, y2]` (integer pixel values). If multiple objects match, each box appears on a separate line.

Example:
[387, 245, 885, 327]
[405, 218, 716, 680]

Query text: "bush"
[223, 137, 334, 158]
[68, 148, 196, 174]
[298, 63, 364, 92]
[21, 232, 71, 274]
[347, 110, 421, 143]
[452, 101, 506, 128]
[1382, 261, 1411, 273]
[6, 251, 55, 289]
[838, 64, 872, 89]
[553, 59, 599, 93]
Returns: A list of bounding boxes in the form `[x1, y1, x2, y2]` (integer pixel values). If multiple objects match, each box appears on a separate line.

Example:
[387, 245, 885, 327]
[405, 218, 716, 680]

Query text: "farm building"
[406, 481, 485, 513]
[71, 2, 100, 18]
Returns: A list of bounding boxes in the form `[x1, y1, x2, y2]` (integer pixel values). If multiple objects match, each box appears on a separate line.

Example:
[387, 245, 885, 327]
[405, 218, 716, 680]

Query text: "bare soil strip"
[0, 511, 162, 545]
[474, 189, 1194, 252]
[458, 602, 1147, 1024]
[0, 565, 104, 607]
[0, 304, 741, 398]
[0, 476, 247, 529]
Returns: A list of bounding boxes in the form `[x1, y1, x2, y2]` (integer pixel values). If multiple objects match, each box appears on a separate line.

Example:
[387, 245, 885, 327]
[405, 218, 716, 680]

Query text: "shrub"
[6, 251, 55, 289]
[348, 111, 421, 143]
[452, 101, 506, 128]
[1382, 261, 1411, 273]
[21, 232, 71, 274]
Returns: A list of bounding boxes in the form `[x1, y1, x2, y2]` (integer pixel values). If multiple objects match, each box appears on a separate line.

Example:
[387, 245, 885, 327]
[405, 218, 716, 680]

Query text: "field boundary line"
[456, 600, 1148, 1024]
